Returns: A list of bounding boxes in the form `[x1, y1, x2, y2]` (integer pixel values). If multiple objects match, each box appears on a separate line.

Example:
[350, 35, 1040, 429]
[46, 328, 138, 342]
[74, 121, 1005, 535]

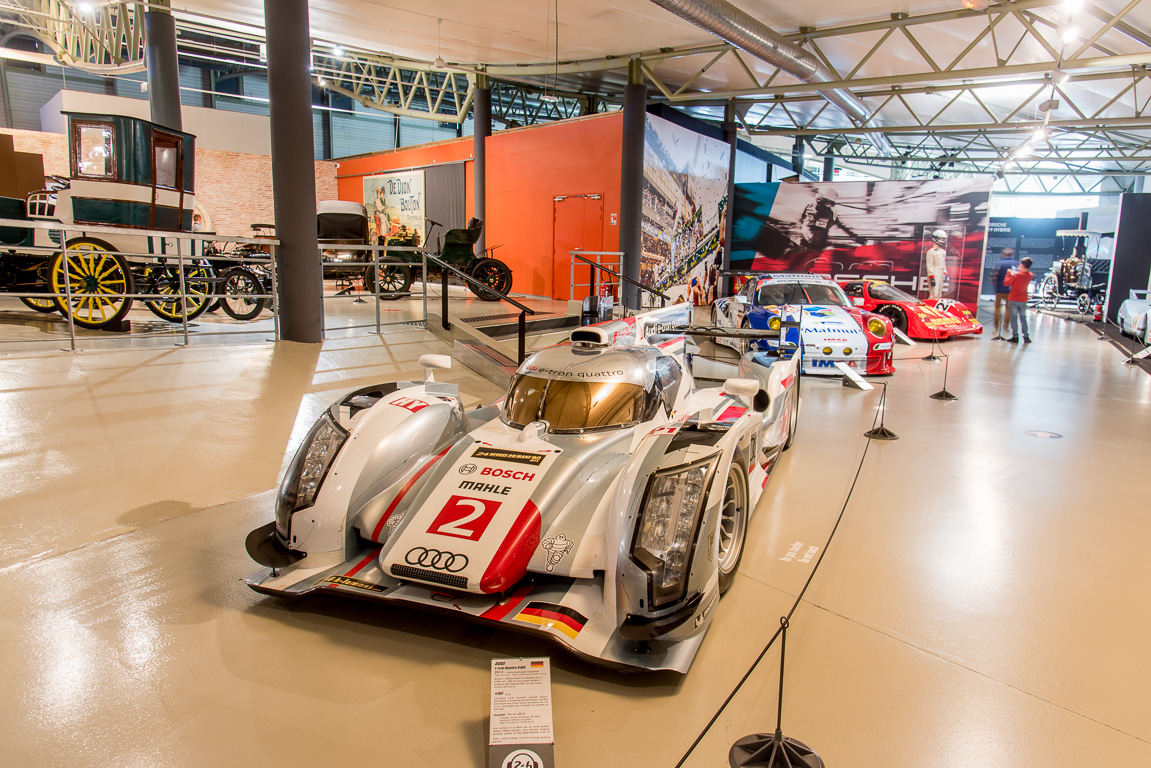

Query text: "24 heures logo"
[471, 447, 545, 466]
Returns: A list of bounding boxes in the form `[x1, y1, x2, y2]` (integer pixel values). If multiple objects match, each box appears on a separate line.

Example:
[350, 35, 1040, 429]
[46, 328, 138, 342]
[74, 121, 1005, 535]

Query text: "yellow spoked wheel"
[49, 240, 133, 330]
[143, 263, 214, 322]
[19, 296, 59, 313]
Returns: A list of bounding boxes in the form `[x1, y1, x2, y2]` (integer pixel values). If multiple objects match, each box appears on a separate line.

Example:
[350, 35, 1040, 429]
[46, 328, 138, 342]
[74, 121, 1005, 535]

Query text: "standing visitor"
[1003, 257, 1034, 344]
[992, 247, 1017, 340]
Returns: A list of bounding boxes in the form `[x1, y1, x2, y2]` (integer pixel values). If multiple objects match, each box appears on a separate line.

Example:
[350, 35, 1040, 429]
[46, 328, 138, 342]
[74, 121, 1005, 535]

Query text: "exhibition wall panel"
[1106, 193, 1151, 323]
[336, 112, 624, 300]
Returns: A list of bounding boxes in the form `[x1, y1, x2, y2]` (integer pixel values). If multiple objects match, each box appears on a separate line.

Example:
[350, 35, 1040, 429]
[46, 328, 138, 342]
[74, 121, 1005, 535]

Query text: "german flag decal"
[513, 602, 587, 640]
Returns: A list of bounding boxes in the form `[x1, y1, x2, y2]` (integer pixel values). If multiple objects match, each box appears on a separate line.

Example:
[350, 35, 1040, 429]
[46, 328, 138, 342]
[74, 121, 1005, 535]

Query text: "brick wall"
[0, 127, 337, 237]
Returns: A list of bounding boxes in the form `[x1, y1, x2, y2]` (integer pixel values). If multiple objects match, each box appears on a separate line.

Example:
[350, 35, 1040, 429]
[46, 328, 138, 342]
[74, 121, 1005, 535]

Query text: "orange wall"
[334, 112, 623, 298]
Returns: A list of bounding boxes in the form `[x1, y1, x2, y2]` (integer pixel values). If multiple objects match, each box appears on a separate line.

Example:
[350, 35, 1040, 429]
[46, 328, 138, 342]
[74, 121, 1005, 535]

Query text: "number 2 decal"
[427, 495, 501, 541]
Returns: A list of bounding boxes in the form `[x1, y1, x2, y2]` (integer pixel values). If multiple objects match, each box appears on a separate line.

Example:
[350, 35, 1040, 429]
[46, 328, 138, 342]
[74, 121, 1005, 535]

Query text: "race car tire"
[717, 454, 749, 596]
[468, 258, 513, 301]
[876, 304, 908, 334]
[783, 375, 800, 451]
[218, 267, 265, 321]
[363, 257, 412, 299]
[49, 239, 134, 330]
[19, 296, 59, 313]
[1040, 275, 1059, 309]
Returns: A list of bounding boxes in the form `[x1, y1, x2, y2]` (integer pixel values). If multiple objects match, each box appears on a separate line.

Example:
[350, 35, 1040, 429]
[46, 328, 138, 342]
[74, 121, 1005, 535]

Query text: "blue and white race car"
[712, 273, 896, 376]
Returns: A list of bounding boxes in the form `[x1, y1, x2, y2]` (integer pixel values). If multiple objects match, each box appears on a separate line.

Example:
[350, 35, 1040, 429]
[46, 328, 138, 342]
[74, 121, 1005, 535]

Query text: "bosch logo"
[405, 547, 469, 572]
[458, 463, 478, 475]
[480, 467, 536, 481]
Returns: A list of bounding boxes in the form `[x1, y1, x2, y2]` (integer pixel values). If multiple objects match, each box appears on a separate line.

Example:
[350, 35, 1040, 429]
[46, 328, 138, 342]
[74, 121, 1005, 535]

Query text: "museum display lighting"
[1060, 24, 1080, 44]
[961, 0, 989, 10]
[632, 456, 716, 608]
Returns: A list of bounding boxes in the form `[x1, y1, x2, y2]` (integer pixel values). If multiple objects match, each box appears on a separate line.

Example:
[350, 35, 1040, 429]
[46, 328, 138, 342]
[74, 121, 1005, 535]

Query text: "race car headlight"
[768, 317, 781, 331]
[277, 411, 349, 532]
[867, 317, 886, 336]
[631, 456, 717, 608]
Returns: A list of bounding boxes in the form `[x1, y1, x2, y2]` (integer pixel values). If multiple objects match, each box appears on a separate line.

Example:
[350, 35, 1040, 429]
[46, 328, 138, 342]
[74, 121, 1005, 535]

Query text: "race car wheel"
[49, 240, 134, 330]
[717, 456, 750, 596]
[468, 258, 512, 301]
[1040, 275, 1059, 309]
[218, 267, 265, 321]
[363, 257, 412, 299]
[19, 296, 59, 313]
[1076, 292, 1091, 315]
[144, 263, 214, 323]
[876, 304, 907, 334]
[783, 375, 800, 451]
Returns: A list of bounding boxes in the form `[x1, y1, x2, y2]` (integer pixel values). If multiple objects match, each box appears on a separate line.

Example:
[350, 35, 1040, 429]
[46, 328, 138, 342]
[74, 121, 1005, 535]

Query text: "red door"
[552, 194, 603, 301]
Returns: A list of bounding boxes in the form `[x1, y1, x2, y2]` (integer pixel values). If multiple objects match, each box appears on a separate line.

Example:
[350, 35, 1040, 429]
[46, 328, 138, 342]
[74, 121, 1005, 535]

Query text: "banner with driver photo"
[730, 178, 991, 306]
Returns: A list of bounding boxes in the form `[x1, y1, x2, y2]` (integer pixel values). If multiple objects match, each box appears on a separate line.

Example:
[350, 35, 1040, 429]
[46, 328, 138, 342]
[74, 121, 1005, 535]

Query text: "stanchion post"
[176, 239, 190, 346]
[930, 354, 959, 400]
[270, 244, 281, 341]
[373, 244, 381, 334]
[518, 310, 526, 363]
[441, 268, 451, 331]
[863, 381, 899, 440]
[922, 334, 942, 362]
[60, 227, 77, 351]
[421, 248, 429, 328]
[728, 617, 825, 768]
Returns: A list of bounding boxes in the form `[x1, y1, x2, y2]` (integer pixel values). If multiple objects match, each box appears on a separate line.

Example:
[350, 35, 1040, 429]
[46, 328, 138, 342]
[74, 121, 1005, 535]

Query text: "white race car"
[244, 305, 800, 673]
[712, 273, 895, 376]
[1116, 290, 1151, 342]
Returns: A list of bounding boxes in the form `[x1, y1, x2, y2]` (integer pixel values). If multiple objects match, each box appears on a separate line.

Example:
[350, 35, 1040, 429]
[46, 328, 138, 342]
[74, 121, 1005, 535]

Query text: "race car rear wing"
[648, 321, 802, 356]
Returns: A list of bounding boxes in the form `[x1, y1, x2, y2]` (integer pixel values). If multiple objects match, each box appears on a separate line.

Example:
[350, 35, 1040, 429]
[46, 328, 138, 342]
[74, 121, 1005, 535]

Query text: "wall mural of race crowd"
[641, 113, 731, 305]
[731, 179, 993, 306]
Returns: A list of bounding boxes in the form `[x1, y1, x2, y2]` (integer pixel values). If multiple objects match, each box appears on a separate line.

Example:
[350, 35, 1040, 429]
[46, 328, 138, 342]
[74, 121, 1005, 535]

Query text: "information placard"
[489, 658, 556, 768]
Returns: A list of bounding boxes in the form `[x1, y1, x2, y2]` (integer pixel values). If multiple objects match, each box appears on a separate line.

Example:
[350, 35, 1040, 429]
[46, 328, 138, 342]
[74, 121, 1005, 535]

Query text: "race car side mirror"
[418, 353, 452, 382]
[734, 295, 749, 304]
[724, 378, 760, 400]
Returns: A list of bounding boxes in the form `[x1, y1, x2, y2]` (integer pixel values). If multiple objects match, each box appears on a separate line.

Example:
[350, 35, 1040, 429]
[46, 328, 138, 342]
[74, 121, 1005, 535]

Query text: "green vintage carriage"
[0, 112, 211, 329]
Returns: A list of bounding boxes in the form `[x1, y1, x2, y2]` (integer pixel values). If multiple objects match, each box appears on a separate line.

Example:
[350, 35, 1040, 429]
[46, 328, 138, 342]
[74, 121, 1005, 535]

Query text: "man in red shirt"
[1003, 257, 1034, 343]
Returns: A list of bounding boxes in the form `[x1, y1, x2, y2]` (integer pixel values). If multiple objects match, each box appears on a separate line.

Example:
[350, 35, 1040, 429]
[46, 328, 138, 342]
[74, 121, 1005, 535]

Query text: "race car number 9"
[427, 495, 501, 541]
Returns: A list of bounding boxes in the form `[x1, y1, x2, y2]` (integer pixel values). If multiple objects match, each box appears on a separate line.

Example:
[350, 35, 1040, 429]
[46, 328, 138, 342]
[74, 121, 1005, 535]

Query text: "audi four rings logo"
[405, 547, 469, 572]
[458, 463, 477, 475]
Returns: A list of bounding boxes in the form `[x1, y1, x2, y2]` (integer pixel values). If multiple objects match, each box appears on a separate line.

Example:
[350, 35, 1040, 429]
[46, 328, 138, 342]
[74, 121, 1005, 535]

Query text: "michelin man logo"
[540, 533, 574, 572]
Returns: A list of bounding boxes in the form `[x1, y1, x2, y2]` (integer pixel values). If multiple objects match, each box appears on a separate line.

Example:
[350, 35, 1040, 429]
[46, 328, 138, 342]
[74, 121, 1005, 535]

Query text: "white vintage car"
[1117, 289, 1151, 343]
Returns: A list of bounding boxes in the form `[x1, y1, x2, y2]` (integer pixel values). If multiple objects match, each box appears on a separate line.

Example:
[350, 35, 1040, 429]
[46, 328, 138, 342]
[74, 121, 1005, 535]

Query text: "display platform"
[2, 313, 1150, 766]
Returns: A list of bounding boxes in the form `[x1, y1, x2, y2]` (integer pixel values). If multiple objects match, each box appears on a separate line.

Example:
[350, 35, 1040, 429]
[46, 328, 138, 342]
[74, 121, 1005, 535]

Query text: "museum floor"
[1, 310, 1149, 767]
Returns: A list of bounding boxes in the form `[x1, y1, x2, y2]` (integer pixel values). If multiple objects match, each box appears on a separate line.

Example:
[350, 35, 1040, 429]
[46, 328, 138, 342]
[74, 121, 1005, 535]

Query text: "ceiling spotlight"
[961, 0, 990, 10]
[1039, 98, 1060, 112]
[1061, 25, 1080, 44]
[1063, 0, 1084, 11]
[540, 93, 560, 103]
[77, 1, 93, 13]
[318, 78, 326, 86]
[332, 46, 344, 57]
[1031, 127, 1049, 142]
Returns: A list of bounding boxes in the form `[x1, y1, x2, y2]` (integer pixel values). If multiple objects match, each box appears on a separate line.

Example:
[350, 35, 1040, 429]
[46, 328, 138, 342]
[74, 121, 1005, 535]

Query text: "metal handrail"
[423, 252, 535, 363]
[569, 251, 669, 308]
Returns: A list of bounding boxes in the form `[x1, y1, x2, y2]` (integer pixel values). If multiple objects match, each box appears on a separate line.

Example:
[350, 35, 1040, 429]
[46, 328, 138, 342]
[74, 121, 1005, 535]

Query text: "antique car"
[713, 273, 895, 375]
[1038, 230, 1112, 313]
[839, 279, 982, 340]
[363, 217, 514, 301]
[0, 112, 210, 329]
[243, 303, 800, 673]
[1117, 289, 1151, 340]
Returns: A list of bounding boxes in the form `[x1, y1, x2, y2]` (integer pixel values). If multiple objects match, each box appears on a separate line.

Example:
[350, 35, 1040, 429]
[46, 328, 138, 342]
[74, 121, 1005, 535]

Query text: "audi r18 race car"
[711, 273, 895, 376]
[243, 304, 800, 673]
[839, 279, 982, 340]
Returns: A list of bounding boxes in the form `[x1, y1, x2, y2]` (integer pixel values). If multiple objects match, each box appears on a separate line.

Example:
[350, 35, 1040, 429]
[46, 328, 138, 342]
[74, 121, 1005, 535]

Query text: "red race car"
[839, 280, 983, 340]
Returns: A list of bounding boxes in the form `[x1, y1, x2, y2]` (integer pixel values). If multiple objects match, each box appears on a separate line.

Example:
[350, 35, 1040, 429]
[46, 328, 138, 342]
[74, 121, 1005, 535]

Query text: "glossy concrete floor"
[1, 311, 1149, 767]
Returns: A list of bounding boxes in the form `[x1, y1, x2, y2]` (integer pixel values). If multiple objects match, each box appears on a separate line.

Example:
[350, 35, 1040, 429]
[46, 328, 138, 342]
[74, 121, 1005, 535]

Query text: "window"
[153, 134, 181, 189]
[755, 282, 849, 307]
[503, 374, 648, 432]
[75, 123, 113, 178]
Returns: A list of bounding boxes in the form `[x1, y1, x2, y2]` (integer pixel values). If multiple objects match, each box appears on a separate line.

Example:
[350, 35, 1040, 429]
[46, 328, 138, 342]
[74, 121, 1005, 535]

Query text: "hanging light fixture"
[434, 18, 446, 68]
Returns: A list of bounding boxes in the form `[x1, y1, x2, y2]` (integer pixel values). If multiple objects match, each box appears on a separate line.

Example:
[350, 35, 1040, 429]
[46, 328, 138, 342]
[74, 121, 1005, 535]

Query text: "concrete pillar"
[619, 60, 646, 310]
[722, 101, 738, 296]
[143, 2, 182, 130]
[265, 0, 323, 343]
[474, 74, 491, 255]
[822, 154, 835, 182]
